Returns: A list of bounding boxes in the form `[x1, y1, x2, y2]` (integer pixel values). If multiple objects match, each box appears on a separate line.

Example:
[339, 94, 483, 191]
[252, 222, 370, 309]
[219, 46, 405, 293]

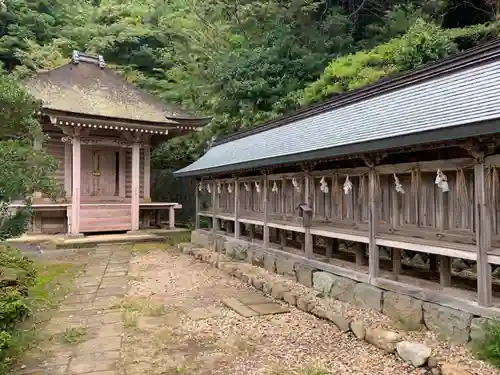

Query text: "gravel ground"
[119, 248, 498, 375]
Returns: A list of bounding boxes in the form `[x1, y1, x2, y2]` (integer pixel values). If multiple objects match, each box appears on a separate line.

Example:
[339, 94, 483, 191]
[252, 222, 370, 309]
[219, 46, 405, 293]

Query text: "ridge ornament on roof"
[72, 51, 105, 69]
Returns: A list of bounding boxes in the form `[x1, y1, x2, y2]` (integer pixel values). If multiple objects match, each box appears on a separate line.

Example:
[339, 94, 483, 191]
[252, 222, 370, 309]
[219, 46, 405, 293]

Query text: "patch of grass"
[303, 366, 329, 375]
[5, 258, 81, 373]
[123, 311, 139, 329]
[127, 274, 143, 282]
[164, 231, 191, 246]
[58, 327, 86, 344]
[111, 296, 165, 316]
[472, 319, 500, 368]
[126, 242, 169, 255]
[30, 263, 73, 308]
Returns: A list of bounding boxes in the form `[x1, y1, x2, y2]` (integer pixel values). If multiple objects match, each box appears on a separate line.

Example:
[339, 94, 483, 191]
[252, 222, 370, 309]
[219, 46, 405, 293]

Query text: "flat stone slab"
[222, 294, 290, 317]
[222, 298, 260, 317]
[237, 293, 272, 305]
[248, 302, 290, 315]
[185, 306, 224, 321]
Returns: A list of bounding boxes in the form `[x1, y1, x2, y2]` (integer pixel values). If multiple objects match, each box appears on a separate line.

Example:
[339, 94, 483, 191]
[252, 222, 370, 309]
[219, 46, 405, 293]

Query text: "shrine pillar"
[131, 137, 141, 231]
[143, 145, 151, 201]
[71, 129, 81, 235]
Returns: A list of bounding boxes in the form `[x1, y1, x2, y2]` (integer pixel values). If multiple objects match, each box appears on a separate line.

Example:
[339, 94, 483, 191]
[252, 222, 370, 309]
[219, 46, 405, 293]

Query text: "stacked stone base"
[183, 230, 495, 374]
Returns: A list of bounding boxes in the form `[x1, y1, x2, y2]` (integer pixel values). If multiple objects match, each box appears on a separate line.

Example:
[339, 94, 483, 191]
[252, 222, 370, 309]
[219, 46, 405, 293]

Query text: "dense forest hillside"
[2, 0, 500, 169]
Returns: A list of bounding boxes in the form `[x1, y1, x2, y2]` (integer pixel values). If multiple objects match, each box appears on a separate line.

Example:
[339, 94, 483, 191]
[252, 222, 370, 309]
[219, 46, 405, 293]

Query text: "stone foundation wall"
[191, 230, 489, 344]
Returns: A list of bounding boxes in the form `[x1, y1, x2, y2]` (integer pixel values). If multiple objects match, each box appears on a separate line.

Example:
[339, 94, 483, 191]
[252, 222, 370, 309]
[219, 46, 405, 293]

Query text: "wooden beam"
[280, 229, 287, 249]
[326, 238, 334, 259]
[281, 177, 286, 218]
[304, 172, 313, 258]
[438, 255, 451, 286]
[169, 206, 175, 229]
[353, 242, 366, 266]
[392, 248, 402, 275]
[368, 168, 379, 282]
[474, 162, 493, 306]
[195, 183, 200, 230]
[391, 189, 401, 275]
[212, 181, 218, 235]
[249, 224, 255, 240]
[234, 179, 240, 239]
[263, 175, 269, 249]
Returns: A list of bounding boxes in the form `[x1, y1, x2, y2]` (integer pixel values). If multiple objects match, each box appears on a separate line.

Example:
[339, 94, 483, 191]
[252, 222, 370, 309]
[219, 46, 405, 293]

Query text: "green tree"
[0, 71, 58, 240]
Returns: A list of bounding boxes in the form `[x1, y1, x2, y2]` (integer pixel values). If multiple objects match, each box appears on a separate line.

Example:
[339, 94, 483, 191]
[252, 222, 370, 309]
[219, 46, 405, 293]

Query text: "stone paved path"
[18, 243, 477, 375]
[18, 244, 131, 375]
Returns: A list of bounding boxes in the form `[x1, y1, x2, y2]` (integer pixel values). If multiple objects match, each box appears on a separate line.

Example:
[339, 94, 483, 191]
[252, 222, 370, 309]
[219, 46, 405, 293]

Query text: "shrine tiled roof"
[24, 52, 210, 126]
[175, 40, 500, 177]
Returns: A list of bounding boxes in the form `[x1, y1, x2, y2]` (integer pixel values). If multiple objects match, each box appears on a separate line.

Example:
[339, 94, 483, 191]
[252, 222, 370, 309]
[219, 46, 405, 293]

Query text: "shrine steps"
[79, 204, 132, 233]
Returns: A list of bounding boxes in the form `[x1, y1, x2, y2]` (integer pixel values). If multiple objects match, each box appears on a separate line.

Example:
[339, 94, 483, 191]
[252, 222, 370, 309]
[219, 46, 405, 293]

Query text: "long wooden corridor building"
[176, 40, 500, 316]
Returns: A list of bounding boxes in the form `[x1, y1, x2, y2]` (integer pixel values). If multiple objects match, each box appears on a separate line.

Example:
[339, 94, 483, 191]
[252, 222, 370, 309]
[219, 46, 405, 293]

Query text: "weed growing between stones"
[164, 231, 191, 246]
[111, 296, 165, 316]
[58, 327, 86, 344]
[123, 311, 139, 329]
[472, 319, 500, 368]
[126, 242, 170, 255]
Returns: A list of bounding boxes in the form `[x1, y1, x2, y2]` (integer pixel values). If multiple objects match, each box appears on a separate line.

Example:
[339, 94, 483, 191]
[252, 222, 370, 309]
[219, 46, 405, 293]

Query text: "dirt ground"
[13, 243, 497, 375]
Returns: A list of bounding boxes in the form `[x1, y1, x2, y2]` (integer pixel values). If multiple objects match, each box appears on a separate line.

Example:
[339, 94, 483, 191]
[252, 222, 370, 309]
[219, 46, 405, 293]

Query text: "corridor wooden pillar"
[263, 175, 269, 249]
[475, 161, 492, 306]
[234, 178, 240, 239]
[195, 182, 201, 230]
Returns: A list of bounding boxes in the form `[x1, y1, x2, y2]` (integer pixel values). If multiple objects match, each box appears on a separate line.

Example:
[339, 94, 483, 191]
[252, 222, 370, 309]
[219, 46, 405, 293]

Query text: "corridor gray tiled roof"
[176, 58, 500, 177]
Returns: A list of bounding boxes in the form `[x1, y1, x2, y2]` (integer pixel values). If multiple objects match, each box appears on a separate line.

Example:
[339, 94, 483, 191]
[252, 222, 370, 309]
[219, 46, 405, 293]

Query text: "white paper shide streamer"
[343, 176, 353, 195]
[292, 177, 300, 193]
[217, 182, 221, 194]
[207, 184, 211, 193]
[244, 182, 250, 192]
[435, 169, 449, 192]
[255, 181, 261, 193]
[227, 183, 232, 193]
[272, 181, 278, 193]
[393, 173, 405, 194]
[198, 182, 203, 192]
[320, 176, 329, 194]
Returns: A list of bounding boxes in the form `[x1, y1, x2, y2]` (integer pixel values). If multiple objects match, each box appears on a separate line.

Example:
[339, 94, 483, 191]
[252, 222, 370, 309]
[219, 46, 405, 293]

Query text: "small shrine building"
[21, 51, 209, 235]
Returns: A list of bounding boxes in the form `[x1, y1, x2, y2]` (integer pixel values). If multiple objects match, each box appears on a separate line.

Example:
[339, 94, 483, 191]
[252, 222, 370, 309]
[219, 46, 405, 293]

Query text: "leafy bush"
[0, 245, 37, 373]
[299, 20, 500, 106]
[473, 319, 500, 368]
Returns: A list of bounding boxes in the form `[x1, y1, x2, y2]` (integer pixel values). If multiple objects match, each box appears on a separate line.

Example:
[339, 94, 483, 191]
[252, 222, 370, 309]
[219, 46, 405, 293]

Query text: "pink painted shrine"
[20, 51, 209, 235]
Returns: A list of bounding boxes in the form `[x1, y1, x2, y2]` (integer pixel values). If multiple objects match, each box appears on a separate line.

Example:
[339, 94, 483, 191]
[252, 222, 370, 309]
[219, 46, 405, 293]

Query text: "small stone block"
[249, 303, 290, 315]
[283, 291, 297, 306]
[68, 351, 120, 374]
[222, 298, 260, 317]
[237, 294, 271, 305]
